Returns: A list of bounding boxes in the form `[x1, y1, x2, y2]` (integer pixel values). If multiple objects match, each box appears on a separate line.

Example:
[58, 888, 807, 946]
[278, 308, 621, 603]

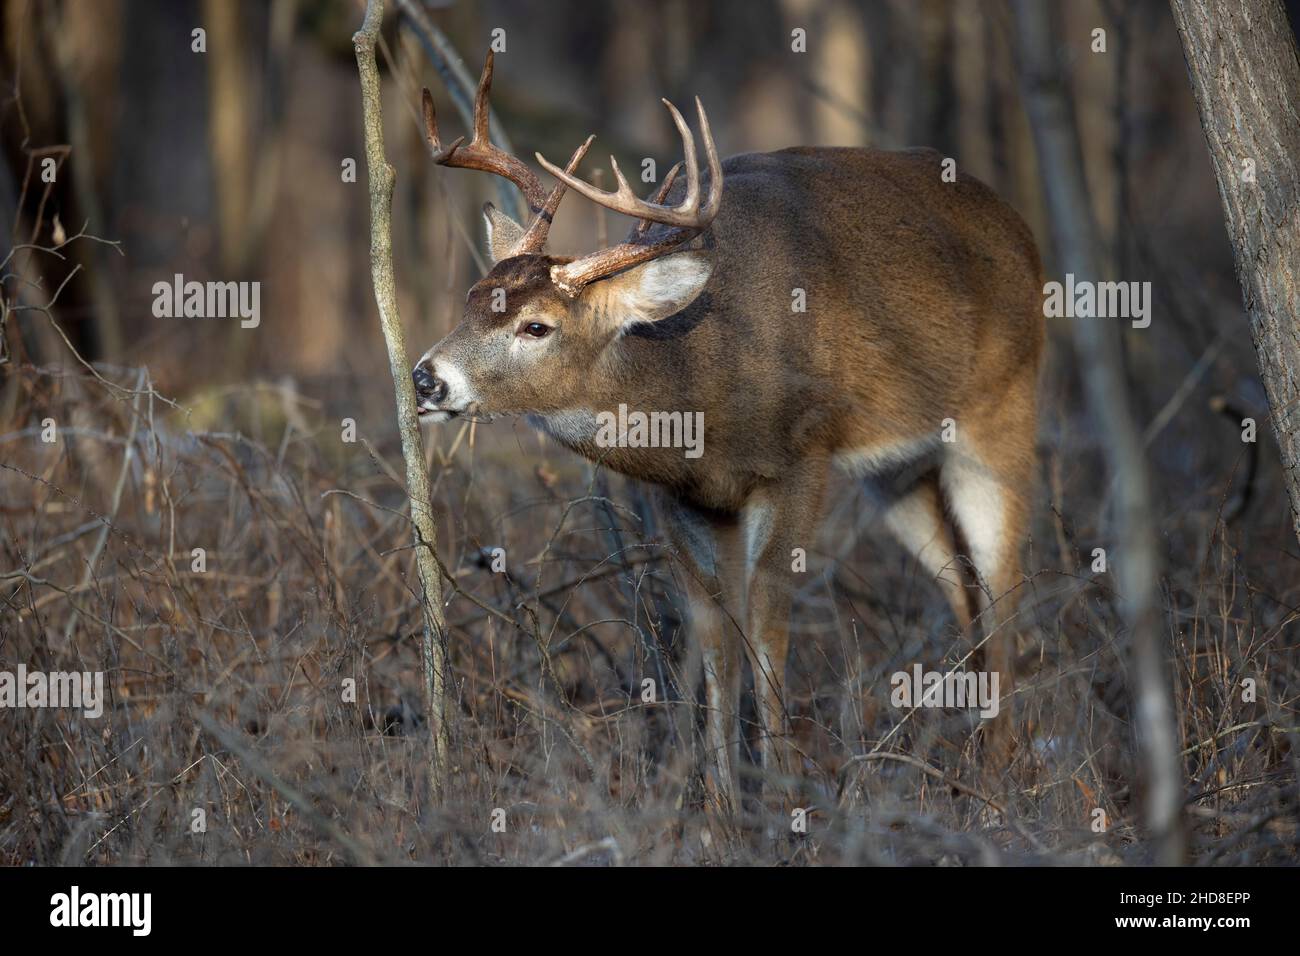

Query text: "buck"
[413, 53, 1044, 810]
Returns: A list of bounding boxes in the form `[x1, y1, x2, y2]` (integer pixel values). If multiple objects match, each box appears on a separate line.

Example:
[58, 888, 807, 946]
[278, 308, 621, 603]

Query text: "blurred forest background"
[2, 0, 1299, 865]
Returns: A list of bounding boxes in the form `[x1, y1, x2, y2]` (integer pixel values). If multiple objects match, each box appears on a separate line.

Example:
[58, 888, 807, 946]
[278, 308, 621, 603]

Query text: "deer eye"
[520, 321, 552, 339]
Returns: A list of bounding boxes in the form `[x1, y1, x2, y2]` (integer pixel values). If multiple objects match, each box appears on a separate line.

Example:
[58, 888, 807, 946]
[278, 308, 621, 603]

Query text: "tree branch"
[353, 0, 449, 797]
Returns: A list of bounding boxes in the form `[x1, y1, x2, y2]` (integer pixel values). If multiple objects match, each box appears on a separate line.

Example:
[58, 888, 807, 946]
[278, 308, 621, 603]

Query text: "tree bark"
[353, 0, 450, 798]
[1170, 0, 1300, 543]
[1012, 0, 1185, 865]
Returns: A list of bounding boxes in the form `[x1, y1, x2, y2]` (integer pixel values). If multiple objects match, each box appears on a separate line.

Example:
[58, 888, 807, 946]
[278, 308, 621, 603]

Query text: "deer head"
[412, 51, 722, 423]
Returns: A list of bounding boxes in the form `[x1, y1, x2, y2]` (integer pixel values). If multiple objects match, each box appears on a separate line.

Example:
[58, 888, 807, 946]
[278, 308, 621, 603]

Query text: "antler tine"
[606, 156, 642, 210]
[633, 162, 682, 238]
[470, 49, 494, 146]
[509, 134, 595, 256]
[422, 87, 463, 163]
[661, 99, 700, 213]
[694, 97, 723, 220]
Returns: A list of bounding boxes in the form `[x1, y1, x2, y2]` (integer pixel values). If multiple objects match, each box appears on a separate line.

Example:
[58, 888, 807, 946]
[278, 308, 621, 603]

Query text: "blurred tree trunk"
[914, 0, 955, 152]
[953, 0, 993, 180]
[1169, 0, 1300, 545]
[811, 0, 872, 146]
[203, 0, 253, 274]
[1012, 0, 1185, 866]
[46, 0, 124, 359]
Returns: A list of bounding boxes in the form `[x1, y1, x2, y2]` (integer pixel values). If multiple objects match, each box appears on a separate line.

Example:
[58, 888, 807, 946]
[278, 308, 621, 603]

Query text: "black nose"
[413, 364, 447, 404]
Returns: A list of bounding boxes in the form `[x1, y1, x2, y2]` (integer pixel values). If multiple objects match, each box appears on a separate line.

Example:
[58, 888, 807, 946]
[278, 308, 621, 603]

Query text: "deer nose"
[413, 364, 448, 405]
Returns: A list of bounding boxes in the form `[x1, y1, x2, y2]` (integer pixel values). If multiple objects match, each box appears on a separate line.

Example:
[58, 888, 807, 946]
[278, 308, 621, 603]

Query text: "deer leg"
[697, 586, 742, 815]
[741, 462, 828, 805]
[877, 470, 974, 632]
[661, 498, 743, 814]
[939, 378, 1037, 772]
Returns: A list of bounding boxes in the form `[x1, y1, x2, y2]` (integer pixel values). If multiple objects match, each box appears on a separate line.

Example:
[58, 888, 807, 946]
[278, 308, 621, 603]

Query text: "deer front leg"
[661, 497, 743, 815]
[682, 573, 741, 813]
[741, 462, 828, 805]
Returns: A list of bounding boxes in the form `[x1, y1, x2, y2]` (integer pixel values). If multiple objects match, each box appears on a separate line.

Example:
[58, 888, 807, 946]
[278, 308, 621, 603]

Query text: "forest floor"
[1, 359, 1296, 865]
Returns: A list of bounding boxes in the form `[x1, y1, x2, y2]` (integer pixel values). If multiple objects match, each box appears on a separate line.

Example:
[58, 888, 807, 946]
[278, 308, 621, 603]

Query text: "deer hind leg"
[875, 470, 974, 633]
[938, 396, 1036, 768]
[661, 497, 743, 814]
[742, 461, 828, 805]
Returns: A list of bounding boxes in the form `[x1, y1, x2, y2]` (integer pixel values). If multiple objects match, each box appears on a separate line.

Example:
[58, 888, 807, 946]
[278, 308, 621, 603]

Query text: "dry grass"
[1, 357, 1297, 866]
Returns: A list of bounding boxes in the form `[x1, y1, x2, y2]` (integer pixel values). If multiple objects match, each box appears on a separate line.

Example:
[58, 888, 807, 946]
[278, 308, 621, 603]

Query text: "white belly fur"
[834, 435, 940, 478]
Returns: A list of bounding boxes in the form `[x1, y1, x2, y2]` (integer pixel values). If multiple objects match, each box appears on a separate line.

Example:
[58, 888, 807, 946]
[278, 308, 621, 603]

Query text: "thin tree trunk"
[1012, 0, 1185, 866]
[353, 0, 450, 799]
[1169, 0, 1300, 543]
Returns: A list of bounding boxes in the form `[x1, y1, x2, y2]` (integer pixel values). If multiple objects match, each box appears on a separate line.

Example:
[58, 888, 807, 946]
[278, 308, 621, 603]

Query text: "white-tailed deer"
[414, 52, 1044, 810]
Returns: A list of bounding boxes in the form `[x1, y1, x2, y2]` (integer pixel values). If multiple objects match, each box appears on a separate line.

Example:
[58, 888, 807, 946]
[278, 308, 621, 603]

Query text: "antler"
[538, 99, 723, 297]
[423, 51, 723, 283]
[422, 50, 591, 256]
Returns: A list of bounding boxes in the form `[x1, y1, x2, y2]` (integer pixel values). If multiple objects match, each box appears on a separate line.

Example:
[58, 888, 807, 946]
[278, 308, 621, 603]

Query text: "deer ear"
[581, 250, 712, 329]
[483, 202, 525, 263]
